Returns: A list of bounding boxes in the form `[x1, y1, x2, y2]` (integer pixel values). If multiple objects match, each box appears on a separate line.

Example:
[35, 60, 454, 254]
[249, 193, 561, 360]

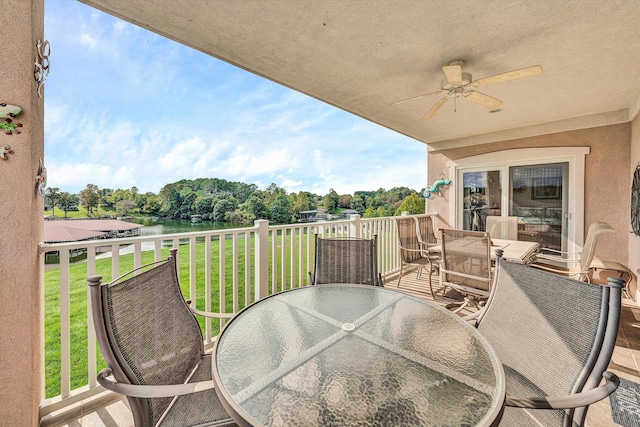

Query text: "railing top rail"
[268, 218, 354, 230]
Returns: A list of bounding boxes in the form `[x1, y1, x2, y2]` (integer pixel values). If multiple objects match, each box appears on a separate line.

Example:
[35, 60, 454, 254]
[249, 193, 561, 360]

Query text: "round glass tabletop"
[213, 284, 505, 427]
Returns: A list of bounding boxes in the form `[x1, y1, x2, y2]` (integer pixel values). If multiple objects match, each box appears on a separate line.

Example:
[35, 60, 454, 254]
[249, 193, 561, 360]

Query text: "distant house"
[298, 210, 320, 222]
[341, 209, 359, 217]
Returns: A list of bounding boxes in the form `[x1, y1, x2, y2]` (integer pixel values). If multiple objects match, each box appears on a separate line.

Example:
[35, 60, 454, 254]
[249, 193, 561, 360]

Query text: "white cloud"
[79, 33, 97, 49]
[223, 145, 296, 179]
[158, 137, 208, 170]
[279, 177, 303, 191]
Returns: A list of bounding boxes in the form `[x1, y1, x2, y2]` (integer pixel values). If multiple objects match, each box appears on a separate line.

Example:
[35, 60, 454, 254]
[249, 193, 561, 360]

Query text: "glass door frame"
[447, 147, 590, 255]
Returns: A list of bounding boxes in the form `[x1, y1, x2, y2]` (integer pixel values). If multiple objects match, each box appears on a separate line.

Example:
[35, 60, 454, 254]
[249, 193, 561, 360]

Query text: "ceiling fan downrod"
[452, 87, 464, 112]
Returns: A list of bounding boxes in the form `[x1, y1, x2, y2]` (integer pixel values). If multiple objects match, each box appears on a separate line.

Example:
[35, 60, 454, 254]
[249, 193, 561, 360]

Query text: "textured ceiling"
[79, 0, 640, 150]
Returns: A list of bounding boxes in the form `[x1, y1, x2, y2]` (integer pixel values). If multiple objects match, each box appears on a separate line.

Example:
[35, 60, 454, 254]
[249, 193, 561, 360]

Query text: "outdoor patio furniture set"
[86, 218, 626, 426]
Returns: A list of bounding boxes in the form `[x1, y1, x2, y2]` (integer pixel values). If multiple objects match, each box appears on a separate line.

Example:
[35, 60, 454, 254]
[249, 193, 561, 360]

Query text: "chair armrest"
[398, 245, 424, 253]
[505, 371, 619, 409]
[399, 245, 437, 259]
[537, 247, 578, 256]
[190, 307, 235, 319]
[97, 368, 216, 398]
[417, 239, 439, 248]
[533, 253, 579, 265]
[529, 263, 573, 275]
[590, 259, 632, 275]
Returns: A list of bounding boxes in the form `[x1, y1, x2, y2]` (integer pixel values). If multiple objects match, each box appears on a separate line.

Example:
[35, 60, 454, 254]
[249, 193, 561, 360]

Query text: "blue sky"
[44, 1, 427, 196]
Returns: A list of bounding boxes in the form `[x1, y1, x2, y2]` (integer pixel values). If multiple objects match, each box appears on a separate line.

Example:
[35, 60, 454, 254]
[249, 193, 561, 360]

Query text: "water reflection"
[128, 218, 251, 236]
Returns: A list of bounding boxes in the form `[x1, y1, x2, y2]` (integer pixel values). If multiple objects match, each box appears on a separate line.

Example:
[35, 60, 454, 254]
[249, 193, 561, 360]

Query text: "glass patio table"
[212, 284, 505, 427]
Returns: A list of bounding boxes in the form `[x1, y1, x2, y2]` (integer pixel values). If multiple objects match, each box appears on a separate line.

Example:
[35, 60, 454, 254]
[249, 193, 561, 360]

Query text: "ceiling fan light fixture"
[441, 72, 472, 90]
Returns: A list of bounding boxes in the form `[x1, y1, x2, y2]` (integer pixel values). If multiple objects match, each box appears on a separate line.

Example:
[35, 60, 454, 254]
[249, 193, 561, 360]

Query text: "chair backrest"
[88, 249, 204, 427]
[394, 216, 423, 263]
[415, 215, 438, 246]
[440, 228, 492, 296]
[312, 235, 381, 286]
[577, 221, 615, 277]
[477, 258, 623, 426]
[485, 215, 518, 240]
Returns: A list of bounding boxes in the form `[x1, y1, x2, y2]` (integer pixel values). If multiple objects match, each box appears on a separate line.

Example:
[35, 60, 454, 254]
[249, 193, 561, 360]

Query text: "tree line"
[45, 178, 426, 224]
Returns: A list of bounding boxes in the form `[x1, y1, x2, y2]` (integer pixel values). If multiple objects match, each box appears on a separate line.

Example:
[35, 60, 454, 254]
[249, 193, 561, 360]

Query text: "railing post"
[349, 214, 361, 238]
[254, 219, 270, 300]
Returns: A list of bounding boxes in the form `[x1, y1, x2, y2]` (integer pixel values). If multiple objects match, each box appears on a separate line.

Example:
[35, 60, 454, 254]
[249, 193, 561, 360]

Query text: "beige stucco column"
[0, 0, 45, 425]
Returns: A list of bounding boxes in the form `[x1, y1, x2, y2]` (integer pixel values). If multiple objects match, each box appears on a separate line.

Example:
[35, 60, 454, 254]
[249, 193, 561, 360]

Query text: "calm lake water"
[128, 218, 251, 236]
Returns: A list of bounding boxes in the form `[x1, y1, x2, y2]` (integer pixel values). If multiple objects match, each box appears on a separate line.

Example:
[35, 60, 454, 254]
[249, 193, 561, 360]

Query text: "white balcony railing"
[37, 214, 432, 419]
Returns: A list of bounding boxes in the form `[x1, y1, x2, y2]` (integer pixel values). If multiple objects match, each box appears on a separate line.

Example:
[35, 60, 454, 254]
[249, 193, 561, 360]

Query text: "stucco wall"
[427, 123, 631, 270]
[0, 1, 45, 425]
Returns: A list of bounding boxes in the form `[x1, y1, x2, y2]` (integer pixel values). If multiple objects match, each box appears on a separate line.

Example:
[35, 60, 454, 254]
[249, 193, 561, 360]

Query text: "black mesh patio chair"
[394, 216, 440, 297]
[440, 228, 493, 313]
[309, 234, 382, 286]
[88, 248, 236, 427]
[468, 257, 623, 427]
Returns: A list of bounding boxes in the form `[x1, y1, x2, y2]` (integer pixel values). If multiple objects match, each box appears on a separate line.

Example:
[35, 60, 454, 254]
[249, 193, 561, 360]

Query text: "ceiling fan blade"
[442, 64, 463, 84]
[390, 91, 443, 106]
[464, 91, 503, 109]
[471, 65, 543, 87]
[421, 97, 449, 120]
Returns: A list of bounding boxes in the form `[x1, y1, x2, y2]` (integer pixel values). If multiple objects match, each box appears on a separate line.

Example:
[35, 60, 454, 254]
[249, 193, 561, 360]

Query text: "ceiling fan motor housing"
[441, 72, 472, 89]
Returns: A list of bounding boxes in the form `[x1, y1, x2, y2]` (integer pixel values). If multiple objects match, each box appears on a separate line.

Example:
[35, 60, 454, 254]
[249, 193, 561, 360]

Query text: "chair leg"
[397, 264, 404, 287]
[427, 262, 435, 299]
[447, 296, 481, 314]
[622, 271, 633, 299]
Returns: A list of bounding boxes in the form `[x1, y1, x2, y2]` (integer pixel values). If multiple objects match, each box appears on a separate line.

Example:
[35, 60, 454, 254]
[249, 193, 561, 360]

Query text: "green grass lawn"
[45, 205, 117, 219]
[44, 230, 312, 397]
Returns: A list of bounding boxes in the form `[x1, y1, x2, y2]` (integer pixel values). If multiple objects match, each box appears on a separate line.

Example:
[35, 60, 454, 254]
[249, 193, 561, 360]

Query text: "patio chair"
[468, 257, 623, 426]
[415, 214, 442, 264]
[589, 257, 633, 298]
[531, 221, 614, 281]
[485, 215, 518, 240]
[309, 234, 382, 286]
[393, 216, 439, 297]
[87, 248, 235, 427]
[439, 228, 492, 313]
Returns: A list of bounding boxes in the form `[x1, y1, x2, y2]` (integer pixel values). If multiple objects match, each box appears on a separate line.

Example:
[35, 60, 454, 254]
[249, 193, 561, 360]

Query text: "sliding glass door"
[460, 162, 568, 251]
[510, 163, 567, 250]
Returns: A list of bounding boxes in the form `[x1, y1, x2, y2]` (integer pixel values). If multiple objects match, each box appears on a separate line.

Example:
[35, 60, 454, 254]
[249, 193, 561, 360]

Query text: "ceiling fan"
[391, 60, 543, 120]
